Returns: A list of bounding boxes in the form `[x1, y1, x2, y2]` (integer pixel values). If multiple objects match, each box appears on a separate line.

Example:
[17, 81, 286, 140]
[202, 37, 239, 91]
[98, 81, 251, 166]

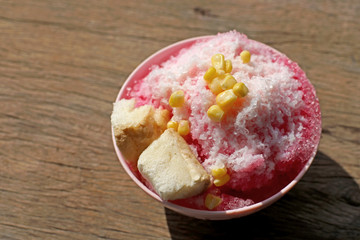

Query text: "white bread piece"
[138, 129, 211, 200]
[111, 99, 170, 165]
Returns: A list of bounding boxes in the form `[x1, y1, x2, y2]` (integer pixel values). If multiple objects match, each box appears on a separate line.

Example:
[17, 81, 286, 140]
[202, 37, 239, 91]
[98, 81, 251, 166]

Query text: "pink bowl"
[112, 36, 320, 220]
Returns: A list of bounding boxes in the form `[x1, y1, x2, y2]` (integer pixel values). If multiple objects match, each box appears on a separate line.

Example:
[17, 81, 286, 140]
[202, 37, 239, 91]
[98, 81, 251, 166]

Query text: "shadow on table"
[165, 151, 360, 240]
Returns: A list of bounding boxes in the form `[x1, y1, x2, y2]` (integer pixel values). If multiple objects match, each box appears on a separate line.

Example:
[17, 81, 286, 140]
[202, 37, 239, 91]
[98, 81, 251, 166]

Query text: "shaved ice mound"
[123, 31, 321, 211]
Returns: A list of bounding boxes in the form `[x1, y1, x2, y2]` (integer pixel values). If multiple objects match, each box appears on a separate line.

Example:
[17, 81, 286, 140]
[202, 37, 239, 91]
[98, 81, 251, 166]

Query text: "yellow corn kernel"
[216, 89, 237, 112]
[225, 59, 232, 73]
[213, 173, 230, 187]
[211, 167, 227, 178]
[169, 90, 185, 108]
[211, 54, 225, 71]
[178, 120, 190, 136]
[220, 74, 237, 90]
[208, 77, 223, 95]
[204, 67, 217, 83]
[205, 194, 222, 210]
[240, 50, 251, 64]
[232, 82, 249, 98]
[167, 120, 178, 130]
[207, 105, 224, 122]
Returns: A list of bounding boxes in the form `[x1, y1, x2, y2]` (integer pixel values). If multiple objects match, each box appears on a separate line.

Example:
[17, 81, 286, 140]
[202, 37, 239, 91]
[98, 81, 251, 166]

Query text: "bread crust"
[111, 99, 170, 165]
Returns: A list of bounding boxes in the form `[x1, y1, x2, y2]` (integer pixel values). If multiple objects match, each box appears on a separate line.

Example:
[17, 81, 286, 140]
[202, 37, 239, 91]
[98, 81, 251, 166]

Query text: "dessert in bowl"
[111, 31, 321, 220]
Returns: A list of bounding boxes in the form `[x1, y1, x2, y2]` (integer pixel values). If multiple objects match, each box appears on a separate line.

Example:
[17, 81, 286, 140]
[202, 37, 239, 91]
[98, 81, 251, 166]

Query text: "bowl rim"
[111, 35, 319, 220]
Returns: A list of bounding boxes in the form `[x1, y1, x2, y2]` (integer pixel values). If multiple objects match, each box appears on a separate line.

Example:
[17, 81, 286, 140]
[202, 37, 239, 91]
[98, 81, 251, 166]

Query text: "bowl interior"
[112, 36, 318, 220]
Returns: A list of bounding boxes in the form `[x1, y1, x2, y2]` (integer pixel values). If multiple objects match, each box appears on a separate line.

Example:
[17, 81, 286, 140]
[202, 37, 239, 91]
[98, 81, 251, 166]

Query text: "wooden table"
[1, 0, 359, 239]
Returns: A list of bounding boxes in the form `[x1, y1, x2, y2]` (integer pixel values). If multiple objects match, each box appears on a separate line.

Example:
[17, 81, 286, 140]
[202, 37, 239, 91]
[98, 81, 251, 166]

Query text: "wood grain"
[0, 0, 359, 239]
